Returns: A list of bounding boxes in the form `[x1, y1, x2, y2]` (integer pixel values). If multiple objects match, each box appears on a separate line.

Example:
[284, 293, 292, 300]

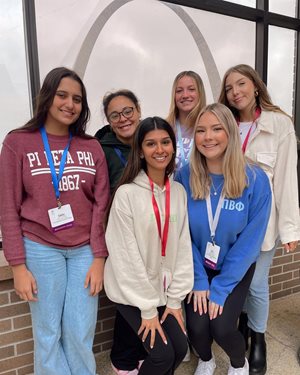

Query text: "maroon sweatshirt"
[0, 130, 110, 265]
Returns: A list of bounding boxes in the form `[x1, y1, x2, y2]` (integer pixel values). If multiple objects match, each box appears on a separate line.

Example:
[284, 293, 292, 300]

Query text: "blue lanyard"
[40, 127, 72, 206]
[113, 147, 127, 166]
[176, 119, 193, 166]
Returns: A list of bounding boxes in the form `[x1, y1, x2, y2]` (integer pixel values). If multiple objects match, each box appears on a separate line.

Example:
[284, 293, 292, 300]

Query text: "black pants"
[185, 263, 255, 368]
[110, 310, 147, 370]
[115, 304, 188, 375]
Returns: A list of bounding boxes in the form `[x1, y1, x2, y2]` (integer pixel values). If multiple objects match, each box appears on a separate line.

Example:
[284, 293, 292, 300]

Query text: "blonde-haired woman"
[219, 64, 300, 375]
[166, 71, 206, 169]
[176, 103, 271, 375]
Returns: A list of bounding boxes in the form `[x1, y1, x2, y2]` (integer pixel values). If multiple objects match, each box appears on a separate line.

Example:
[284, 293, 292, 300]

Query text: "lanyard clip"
[211, 236, 215, 246]
[57, 199, 62, 209]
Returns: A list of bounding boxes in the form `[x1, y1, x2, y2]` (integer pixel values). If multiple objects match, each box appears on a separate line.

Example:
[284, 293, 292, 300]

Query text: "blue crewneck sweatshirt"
[176, 164, 271, 306]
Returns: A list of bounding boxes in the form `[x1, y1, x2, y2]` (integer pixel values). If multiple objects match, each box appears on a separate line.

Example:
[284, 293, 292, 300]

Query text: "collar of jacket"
[256, 110, 275, 134]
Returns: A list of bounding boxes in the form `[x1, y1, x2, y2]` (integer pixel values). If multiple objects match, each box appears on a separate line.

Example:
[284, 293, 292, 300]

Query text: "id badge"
[204, 241, 220, 269]
[48, 204, 74, 232]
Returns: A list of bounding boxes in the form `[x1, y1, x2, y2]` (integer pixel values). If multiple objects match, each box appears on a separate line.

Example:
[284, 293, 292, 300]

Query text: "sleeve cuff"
[141, 307, 158, 320]
[194, 278, 209, 291]
[209, 288, 227, 307]
[166, 297, 181, 310]
[8, 258, 26, 266]
[92, 248, 108, 257]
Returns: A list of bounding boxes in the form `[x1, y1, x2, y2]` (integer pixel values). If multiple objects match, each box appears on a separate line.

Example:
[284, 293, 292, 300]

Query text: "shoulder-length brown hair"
[118, 116, 176, 186]
[105, 117, 176, 224]
[190, 103, 248, 200]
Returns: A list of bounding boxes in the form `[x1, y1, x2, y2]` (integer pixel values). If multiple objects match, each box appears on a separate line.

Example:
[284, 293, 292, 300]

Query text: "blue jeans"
[244, 246, 277, 333]
[24, 237, 98, 375]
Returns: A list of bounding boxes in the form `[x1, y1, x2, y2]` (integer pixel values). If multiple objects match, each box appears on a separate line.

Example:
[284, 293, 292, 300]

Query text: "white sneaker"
[183, 345, 191, 362]
[194, 356, 216, 375]
[227, 358, 249, 375]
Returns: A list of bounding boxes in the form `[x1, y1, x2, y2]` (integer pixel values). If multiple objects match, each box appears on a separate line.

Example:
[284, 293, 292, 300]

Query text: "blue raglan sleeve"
[209, 168, 271, 306]
[175, 167, 209, 292]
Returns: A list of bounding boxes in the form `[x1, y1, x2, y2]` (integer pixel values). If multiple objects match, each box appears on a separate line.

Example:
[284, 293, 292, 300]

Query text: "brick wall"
[0, 251, 116, 375]
[269, 245, 300, 299]
[1, 245, 300, 374]
[0, 277, 33, 375]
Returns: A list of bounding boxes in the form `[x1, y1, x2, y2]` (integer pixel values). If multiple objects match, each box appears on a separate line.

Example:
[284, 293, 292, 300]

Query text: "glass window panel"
[35, 0, 255, 136]
[222, 0, 256, 7]
[0, 0, 31, 147]
[269, 0, 297, 18]
[268, 26, 296, 116]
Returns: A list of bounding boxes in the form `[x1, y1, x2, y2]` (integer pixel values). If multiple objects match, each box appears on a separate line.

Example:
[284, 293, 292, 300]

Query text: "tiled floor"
[95, 293, 300, 374]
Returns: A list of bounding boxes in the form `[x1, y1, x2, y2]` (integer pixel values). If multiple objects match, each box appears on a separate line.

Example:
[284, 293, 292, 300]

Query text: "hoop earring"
[254, 90, 259, 97]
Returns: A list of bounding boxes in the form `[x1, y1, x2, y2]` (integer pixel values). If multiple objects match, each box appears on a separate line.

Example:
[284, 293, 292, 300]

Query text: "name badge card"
[48, 204, 74, 232]
[204, 241, 220, 270]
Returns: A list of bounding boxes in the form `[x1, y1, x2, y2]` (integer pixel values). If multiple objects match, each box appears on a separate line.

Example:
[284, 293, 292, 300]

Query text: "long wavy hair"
[14, 67, 90, 136]
[166, 70, 206, 131]
[218, 64, 287, 118]
[190, 103, 248, 199]
[118, 117, 176, 186]
[105, 117, 176, 223]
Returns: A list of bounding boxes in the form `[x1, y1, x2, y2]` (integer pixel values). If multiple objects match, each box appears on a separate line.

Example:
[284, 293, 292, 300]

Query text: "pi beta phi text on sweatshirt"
[0, 130, 110, 265]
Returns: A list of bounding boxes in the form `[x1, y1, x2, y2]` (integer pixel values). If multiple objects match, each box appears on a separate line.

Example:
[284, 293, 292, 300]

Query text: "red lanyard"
[148, 176, 170, 257]
[237, 107, 261, 153]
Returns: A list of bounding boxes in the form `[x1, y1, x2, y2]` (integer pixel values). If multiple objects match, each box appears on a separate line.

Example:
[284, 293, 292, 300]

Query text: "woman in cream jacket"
[104, 117, 193, 375]
[219, 64, 300, 375]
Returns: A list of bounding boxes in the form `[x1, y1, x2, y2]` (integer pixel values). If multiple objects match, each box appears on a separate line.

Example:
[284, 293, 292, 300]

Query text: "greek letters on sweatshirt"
[176, 164, 271, 306]
[0, 130, 110, 265]
[104, 171, 194, 320]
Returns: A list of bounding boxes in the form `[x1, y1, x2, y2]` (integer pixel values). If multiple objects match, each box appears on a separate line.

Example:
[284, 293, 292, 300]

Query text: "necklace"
[211, 180, 223, 196]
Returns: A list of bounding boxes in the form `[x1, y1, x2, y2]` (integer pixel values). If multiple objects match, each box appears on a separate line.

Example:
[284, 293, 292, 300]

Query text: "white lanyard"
[205, 194, 225, 244]
[176, 120, 193, 166]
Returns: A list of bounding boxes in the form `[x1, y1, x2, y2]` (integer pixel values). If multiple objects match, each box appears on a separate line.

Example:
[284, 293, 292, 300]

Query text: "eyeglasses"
[108, 106, 134, 124]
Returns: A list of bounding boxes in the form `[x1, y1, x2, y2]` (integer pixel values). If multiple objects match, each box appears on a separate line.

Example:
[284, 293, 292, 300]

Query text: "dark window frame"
[162, 0, 300, 200]
[161, 0, 300, 134]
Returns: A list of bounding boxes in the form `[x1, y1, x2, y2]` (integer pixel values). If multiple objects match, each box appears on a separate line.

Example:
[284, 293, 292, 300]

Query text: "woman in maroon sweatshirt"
[0, 67, 109, 375]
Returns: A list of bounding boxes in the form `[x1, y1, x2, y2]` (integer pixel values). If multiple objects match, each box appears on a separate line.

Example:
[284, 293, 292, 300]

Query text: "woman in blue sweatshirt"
[176, 103, 271, 375]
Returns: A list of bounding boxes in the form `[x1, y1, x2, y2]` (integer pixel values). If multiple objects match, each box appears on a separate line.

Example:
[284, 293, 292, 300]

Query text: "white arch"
[73, 0, 221, 100]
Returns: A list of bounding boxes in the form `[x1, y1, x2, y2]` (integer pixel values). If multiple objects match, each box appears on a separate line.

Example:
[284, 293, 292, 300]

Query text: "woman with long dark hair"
[104, 117, 193, 375]
[95, 89, 147, 374]
[0, 67, 109, 375]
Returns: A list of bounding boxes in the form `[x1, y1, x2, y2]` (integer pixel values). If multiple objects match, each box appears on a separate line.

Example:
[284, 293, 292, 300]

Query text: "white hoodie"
[104, 170, 193, 319]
